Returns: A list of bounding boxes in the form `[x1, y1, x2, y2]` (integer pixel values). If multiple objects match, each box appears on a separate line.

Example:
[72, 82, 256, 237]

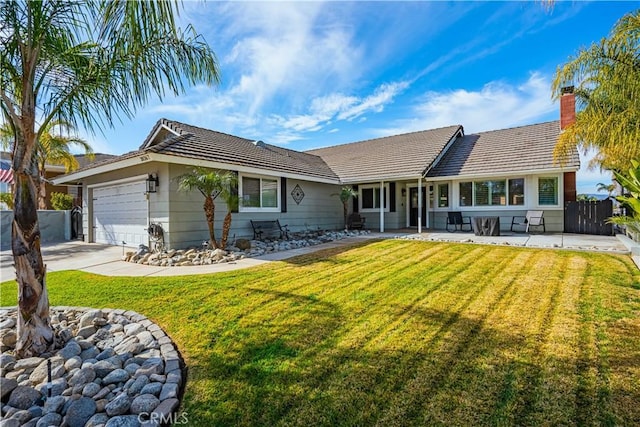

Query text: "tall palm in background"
[177, 168, 238, 250]
[552, 10, 640, 172]
[0, 120, 94, 209]
[0, 1, 219, 357]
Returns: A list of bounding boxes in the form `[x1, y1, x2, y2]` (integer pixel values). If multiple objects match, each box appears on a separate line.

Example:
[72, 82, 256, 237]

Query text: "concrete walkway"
[0, 232, 637, 281]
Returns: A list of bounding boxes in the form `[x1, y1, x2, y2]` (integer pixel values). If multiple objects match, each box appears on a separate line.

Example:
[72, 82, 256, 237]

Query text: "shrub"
[0, 192, 13, 209]
[50, 192, 73, 210]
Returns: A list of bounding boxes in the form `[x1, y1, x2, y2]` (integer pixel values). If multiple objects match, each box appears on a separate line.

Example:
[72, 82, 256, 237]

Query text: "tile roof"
[58, 119, 579, 185]
[426, 121, 580, 178]
[145, 120, 339, 181]
[306, 125, 463, 183]
[64, 119, 339, 181]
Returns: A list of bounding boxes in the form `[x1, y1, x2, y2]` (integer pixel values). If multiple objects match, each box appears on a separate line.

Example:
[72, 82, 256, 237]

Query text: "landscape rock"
[105, 393, 132, 416]
[36, 412, 62, 427]
[43, 395, 66, 414]
[0, 378, 18, 399]
[129, 394, 160, 415]
[7, 386, 42, 410]
[1, 307, 185, 427]
[64, 397, 96, 427]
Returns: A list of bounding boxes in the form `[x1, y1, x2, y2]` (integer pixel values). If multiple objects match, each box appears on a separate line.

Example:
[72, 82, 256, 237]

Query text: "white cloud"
[378, 72, 555, 136]
[267, 81, 408, 137]
[212, 2, 363, 116]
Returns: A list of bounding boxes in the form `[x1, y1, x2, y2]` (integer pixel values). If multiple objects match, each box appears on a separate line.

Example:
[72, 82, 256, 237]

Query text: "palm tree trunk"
[12, 138, 54, 357]
[204, 196, 219, 249]
[220, 211, 232, 249]
[38, 178, 47, 210]
[37, 163, 47, 210]
[343, 201, 349, 229]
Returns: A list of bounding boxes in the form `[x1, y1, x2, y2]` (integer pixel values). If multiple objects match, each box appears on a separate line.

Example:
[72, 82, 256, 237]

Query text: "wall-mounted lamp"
[401, 188, 407, 197]
[146, 174, 159, 193]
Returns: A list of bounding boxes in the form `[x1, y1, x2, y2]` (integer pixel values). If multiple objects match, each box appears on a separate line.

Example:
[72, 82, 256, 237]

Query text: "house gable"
[426, 121, 580, 179]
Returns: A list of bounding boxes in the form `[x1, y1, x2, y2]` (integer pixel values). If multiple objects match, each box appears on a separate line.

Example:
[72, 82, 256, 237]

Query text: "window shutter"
[389, 182, 396, 212]
[353, 185, 359, 212]
[280, 177, 287, 213]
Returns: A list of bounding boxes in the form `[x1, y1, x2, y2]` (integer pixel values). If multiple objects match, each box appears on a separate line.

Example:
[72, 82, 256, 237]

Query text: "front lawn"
[2, 240, 640, 426]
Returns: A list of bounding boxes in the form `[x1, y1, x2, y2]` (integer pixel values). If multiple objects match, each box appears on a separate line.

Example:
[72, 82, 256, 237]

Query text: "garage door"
[93, 181, 148, 246]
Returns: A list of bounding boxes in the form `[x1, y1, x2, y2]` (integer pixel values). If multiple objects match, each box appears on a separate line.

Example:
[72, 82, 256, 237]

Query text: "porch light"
[146, 174, 159, 193]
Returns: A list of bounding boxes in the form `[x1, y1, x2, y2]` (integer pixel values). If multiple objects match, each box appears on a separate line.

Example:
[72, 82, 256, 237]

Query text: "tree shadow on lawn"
[279, 239, 384, 267]
[180, 298, 639, 427]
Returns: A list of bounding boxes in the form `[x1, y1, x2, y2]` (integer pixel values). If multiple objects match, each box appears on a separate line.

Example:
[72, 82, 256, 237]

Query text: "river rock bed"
[0, 307, 184, 427]
[124, 229, 371, 266]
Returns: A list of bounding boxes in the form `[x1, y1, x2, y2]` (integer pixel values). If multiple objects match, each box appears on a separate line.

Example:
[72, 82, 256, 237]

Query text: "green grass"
[2, 240, 640, 426]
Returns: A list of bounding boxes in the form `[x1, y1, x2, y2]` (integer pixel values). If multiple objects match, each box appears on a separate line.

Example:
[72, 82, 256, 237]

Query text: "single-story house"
[0, 152, 116, 210]
[54, 92, 580, 249]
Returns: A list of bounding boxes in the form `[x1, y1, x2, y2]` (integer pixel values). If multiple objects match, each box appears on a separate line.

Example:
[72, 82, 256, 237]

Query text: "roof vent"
[253, 140, 266, 148]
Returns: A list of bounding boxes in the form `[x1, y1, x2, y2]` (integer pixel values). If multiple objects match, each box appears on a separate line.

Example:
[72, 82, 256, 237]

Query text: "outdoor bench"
[250, 219, 290, 240]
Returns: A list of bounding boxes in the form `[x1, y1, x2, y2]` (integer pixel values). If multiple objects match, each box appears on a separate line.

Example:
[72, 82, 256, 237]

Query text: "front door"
[409, 187, 427, 227]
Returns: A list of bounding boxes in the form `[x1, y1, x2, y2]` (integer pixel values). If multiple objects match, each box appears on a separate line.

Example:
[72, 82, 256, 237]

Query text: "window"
[437, 184, 449, 208]
[459, 182, 472, 207]
[538, 177, 558, 205]
[360, 184, 388, 212]
[460, 178, 523, 207]
[474, 180, 505, 206]
[508, 178, 525, 205]
[240, 175, 279, 210]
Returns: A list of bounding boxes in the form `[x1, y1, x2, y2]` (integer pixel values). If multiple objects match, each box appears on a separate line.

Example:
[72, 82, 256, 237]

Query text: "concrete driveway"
[0, 232, 636, 281]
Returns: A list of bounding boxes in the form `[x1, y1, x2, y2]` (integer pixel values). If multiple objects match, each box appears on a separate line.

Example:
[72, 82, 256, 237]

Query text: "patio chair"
[510, 210, 545, 233]
[446, 211, 472, 232]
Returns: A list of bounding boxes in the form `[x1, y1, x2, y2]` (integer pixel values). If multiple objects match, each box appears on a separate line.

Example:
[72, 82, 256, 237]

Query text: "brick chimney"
[560, 85, 578, 204]
[560, 86, 576, 130]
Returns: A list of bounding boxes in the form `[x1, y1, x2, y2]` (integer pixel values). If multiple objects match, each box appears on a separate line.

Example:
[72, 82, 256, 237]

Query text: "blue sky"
[85, 1, 640, 194]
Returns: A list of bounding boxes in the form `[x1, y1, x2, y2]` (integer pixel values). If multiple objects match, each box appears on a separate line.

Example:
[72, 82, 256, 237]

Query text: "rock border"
[124, 229, 372, 267]
[1, 307, 185, 427]
[395, 234, 630, 253]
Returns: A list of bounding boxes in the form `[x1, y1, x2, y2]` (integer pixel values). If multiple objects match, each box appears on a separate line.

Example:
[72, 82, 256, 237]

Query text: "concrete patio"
[1, 231, 638, 281]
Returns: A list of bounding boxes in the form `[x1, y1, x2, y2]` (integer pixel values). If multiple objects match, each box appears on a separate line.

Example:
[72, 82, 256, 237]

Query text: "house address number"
[139, 155, 150, 162]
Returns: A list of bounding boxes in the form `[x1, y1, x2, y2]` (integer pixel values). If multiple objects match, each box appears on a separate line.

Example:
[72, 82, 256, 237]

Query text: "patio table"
[472, 216, 500, 236]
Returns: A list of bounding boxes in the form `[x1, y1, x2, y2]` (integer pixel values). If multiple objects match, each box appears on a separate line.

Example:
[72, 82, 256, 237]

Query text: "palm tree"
[36, 121, 93, 209]
[596, 182, 617, 199]
[333, 186, 358, 229]
[1, 1, 219, 357]
[177, 168, 237, 250]
[220, 185, 239, 250]
[0, 121, 94, 209]
[552, 10, 640, 172]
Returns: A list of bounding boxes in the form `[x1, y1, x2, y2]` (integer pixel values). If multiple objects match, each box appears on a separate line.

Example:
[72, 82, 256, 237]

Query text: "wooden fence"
[564, 199, 613, 235]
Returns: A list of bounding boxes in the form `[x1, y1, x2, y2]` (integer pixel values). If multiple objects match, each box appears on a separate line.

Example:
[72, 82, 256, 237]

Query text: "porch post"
[380, 180, 385, 232]
[426, 180, 430, 229]
[417, 177, 422, 234]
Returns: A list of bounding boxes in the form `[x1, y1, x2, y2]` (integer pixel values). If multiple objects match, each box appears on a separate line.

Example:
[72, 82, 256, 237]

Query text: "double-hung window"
[240, 175, 279, 211]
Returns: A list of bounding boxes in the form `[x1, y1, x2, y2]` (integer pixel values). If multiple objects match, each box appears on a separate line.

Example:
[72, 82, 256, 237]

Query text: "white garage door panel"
[94, 181, 148, 246]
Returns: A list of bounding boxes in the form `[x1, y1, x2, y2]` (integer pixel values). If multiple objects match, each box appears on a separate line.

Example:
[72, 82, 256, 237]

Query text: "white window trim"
[239, 173, 280, 213]
[536, 176, 561, 208]
[359, 183, 390, 213]
[456, 177, 527, 209]
[435, 183, 450, 210]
